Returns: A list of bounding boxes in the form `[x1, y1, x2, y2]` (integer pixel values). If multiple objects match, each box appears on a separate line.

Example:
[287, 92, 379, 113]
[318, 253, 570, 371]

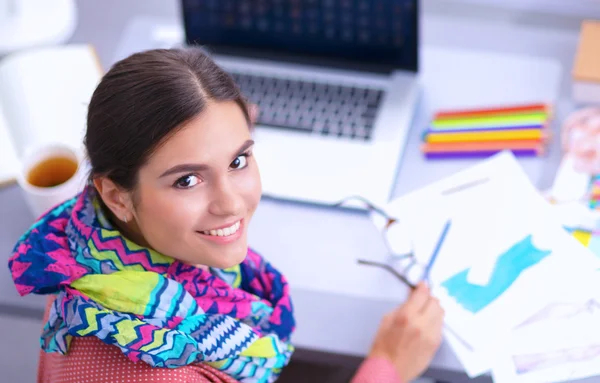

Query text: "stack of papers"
[371, 151, 600, 383]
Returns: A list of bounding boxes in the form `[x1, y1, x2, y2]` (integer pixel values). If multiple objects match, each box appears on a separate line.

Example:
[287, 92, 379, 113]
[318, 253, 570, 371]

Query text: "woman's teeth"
[201, 221, 241, 237]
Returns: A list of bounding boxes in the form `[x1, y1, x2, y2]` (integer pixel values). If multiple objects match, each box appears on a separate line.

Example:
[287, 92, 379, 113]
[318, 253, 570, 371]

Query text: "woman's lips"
[197, 220, 243, 244]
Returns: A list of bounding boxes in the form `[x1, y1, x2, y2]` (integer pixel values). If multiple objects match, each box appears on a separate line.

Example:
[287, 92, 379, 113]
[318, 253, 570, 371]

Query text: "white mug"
[17, 143, 87, 218]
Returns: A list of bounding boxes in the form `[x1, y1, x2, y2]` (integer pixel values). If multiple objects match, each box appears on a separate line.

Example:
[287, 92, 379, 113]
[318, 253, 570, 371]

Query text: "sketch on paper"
[510, 300, 600, 376]
[513, 345, 600, 375]
[517, 300, 600, 327]
[441, 235, 551, 313]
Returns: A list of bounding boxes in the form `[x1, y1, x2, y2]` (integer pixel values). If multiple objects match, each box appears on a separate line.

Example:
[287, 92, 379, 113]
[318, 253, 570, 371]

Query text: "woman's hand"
[367, 282, 445, 382]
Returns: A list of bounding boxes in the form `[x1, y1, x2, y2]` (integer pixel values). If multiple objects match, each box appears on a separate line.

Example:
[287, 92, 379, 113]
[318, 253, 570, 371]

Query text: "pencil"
[424, 149, 543, 159]
[432, 113, 549, 129]
[422, 220, 451, 282]
[421, 140, 544, 152]
[425, 129, 547, 143]
[435, 110, 550, 121]
[434, 103, 551, 120]
[425, 124, 547, 134]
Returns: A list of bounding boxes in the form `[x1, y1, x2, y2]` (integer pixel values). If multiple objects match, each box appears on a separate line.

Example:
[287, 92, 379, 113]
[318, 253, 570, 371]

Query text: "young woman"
[9, 48, 443, 383]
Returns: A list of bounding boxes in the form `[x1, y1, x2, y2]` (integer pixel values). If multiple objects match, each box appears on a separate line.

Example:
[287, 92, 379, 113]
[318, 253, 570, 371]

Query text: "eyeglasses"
[333, 179, 488, 289]
[334, 195, 474, 351]
[333, 178, 492, 351]
[334, 195, 439, 289]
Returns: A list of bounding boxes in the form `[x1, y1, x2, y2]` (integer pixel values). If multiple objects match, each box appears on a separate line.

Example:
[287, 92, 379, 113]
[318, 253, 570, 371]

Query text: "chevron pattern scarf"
[9, 186, 295, 382]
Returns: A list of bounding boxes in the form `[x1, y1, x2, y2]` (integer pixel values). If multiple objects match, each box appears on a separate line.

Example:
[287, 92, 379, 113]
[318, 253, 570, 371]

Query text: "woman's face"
[128, 101, 261, 268]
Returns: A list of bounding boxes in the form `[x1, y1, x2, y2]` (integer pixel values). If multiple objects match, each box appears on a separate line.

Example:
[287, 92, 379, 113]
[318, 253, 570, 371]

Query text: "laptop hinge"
[192, 44, 405, 75]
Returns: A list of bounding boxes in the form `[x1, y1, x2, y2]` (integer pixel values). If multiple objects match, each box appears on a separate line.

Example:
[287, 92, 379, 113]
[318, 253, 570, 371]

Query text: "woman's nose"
[207, 179, 244, 217]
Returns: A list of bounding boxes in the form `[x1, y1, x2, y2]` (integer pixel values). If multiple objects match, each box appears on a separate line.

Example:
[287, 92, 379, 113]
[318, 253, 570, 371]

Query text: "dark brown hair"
[85, 47, 249, 190]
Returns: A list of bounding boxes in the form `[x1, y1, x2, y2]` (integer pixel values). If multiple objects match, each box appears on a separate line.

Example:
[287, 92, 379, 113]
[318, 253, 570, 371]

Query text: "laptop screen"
[181, 0, 418, 73]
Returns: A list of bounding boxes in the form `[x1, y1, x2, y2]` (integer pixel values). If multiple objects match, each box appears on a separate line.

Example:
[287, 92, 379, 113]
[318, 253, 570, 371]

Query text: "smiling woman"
[8, 47, 293, 383]
[8, 47, 443, 383]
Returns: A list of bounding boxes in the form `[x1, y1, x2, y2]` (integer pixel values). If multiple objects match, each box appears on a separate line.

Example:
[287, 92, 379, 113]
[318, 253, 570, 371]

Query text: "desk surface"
[0, 1, 594, 382]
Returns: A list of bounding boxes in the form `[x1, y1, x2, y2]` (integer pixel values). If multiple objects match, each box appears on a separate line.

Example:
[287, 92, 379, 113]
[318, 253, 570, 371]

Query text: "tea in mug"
[26, 156, 78, 188]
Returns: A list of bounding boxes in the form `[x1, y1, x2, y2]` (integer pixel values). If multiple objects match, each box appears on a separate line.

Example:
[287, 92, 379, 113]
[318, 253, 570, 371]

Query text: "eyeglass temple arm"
[334, 195, 396, 225]
[357, 259, 417, 290]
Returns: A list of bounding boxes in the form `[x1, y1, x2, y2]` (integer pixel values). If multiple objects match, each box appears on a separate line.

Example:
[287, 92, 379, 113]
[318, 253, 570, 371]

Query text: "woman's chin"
[206, 248, 249, 269]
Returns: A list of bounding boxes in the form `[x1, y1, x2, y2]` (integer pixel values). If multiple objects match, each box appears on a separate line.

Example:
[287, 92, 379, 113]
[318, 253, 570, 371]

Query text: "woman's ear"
[93, 177, 134, 223]
[249, 104, 258, 123]
[248, 104, 258, 133]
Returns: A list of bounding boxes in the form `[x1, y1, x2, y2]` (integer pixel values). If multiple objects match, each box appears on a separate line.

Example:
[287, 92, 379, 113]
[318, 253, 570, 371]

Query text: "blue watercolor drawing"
[441, 234, 551, 314]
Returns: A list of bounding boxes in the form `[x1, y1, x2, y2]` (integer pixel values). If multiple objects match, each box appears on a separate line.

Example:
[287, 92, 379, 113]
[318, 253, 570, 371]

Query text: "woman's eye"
[230, 154, 248, 170]
[174, 175, 200, 189]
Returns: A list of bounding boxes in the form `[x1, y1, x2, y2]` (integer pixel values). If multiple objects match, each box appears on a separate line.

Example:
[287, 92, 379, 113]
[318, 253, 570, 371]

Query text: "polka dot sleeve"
[37, 335, 239, 383]
[37, 297, 239, 383]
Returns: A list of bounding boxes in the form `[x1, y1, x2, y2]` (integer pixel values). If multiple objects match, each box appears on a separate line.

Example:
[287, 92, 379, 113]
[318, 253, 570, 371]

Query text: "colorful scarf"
[8, 186, 295, 382]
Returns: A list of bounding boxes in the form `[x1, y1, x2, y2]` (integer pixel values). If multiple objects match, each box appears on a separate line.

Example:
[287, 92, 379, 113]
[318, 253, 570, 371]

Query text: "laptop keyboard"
[231, 72, 384, 140]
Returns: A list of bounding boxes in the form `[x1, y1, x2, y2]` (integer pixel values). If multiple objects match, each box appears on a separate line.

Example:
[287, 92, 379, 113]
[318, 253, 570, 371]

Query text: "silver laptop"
[181, 0, 420, 206]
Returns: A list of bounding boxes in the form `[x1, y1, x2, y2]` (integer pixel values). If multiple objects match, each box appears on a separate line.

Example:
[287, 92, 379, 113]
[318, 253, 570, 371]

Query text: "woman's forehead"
[145, 102, 251, 169]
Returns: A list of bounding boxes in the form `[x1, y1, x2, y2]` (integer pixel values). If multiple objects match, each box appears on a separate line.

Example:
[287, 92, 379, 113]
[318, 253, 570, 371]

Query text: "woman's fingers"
[402, 282, 431, 315]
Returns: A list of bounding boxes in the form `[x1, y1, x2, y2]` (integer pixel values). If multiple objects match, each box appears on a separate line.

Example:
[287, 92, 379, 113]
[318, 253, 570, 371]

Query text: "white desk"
[0, 1, 593, 382]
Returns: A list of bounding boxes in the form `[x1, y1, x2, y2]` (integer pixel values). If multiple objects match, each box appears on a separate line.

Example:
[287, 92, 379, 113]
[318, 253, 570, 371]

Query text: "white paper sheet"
[492, 294, 600, 383]
[551, 201, 600, 231]
[371, 151, 600, 378]
[444, 327, 493, 378]
[447, 270, 600, 380]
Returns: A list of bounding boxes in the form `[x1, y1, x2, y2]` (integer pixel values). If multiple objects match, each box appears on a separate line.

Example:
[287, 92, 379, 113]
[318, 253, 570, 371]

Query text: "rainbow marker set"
[421, 103, 553, 159]
[570, 174, 600, 255]
[589, 175, 600, 210]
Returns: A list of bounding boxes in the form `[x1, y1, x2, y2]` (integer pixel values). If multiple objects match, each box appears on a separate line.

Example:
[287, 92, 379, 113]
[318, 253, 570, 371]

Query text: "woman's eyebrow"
[159, 140, 255, 178]
[235, 139, 255, 156]
[159, 163, 210, 178]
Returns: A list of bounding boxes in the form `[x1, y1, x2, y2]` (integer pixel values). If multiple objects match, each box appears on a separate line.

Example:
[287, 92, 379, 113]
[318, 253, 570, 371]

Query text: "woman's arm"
[351, 283, 444, 383]
[350, 356, 403, 383]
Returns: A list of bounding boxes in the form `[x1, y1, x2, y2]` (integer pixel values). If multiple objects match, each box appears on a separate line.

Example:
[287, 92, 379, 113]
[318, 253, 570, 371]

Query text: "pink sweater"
[38, 299, 402, 383]
[39, 335, 402, 383]
[351, 357, 402, 383]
